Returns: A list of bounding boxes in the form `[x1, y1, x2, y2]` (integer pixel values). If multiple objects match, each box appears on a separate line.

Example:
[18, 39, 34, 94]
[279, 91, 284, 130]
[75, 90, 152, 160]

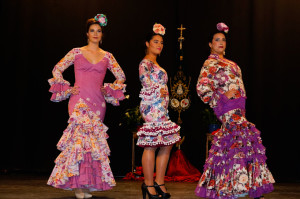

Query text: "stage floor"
[0, 174, 299, 199]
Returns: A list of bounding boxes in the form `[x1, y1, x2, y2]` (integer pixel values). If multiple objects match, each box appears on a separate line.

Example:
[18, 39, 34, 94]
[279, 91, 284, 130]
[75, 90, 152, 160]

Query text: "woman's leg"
[142, 147, 157, 194]
[155, 145, 173, 192]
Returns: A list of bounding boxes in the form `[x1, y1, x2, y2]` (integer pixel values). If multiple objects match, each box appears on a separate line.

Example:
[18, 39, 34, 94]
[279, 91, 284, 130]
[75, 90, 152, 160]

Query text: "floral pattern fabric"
[137, 59, 180, 147]
[47, 48, 126, 191]
[195, 54, 274, 198]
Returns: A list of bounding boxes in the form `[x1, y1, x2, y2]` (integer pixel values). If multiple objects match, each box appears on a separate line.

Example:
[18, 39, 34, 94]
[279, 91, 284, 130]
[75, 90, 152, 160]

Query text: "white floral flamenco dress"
[137, 59, 181, 147]
[47, 48, 126, 191]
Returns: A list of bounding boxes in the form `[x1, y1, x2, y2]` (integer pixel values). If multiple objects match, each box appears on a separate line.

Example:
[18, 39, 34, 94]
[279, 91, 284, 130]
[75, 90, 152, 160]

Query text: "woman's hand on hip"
[69, 86, 79, 95]
[224, 89, 237, 99]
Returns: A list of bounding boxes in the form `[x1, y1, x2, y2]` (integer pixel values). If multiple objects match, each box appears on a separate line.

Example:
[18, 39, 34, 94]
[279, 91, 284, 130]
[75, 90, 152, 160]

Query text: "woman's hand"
[101, 86, 107, 95]
[160, 88, 168, 98]
[224, 89, 238, 99]
[69, 86, 79, 95]
[113, 79, 124, 85]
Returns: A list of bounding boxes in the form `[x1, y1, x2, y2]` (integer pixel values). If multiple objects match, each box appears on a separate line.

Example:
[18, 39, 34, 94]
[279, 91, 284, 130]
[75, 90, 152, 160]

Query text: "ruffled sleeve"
[139, 60, 162, 103]
[196, 59, 221, 108]
[103, 53, 126, 106]
[48, 48, 76, 102]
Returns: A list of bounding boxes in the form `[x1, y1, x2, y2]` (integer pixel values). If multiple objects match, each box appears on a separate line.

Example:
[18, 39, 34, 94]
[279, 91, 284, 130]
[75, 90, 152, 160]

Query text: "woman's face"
[87, 24, 102, 43]
[146, 35, 163, 56]
[209, 33, 226, 55]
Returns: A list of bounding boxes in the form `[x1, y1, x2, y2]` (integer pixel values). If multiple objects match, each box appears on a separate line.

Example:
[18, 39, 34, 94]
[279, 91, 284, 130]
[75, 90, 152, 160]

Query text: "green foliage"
[201, 107, 220, 126]
[122, 105, 144, 132]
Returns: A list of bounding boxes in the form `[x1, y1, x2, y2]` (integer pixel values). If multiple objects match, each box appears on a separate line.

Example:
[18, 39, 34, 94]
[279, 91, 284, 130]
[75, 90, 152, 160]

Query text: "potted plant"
[122, 105, 144, 134]
[120, 105, 144, 173]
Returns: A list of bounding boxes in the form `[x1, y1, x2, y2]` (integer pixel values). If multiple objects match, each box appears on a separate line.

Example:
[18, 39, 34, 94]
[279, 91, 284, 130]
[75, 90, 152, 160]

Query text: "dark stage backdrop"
[2, 0, 299, 182]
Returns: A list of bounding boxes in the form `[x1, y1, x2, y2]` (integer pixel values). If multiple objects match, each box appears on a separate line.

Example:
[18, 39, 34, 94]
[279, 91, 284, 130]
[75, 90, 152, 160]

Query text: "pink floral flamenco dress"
[47, 48, 126, 191]
[195, 54, 275, 198]
[137, 59, 181, 147]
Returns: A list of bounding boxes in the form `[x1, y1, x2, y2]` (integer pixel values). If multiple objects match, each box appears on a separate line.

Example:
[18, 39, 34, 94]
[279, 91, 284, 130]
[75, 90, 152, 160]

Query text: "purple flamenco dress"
[195, 54, 275, 198]
[137, 59, 181, 147]
[47, 48, 126, 191]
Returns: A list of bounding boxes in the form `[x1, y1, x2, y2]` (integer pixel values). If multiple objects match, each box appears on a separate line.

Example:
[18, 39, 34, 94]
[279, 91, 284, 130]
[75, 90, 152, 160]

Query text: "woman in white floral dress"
[137, 24, 181, 199]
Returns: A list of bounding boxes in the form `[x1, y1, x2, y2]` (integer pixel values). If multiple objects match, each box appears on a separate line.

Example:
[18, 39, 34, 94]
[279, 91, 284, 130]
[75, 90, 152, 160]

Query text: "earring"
[223, 51, 226, 56]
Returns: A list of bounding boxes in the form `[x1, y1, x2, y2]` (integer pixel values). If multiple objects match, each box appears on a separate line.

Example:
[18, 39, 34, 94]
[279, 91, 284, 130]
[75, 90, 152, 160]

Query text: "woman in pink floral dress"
[137, 24, 181, 199]
[195, 23, 275, 199]
[47, 14, 126, 199]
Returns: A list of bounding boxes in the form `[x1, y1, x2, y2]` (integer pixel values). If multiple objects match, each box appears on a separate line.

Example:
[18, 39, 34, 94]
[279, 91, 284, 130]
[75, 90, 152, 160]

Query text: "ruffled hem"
[195, 120, 275, 198]
[195, 183, 274, 199]
[47, 99, 115, 189]
[48, 78, 71, 102]
[103, 83, 126, 106]
[48, 153, 115, 191]
[204, 123, 267, 174]
[249, 183, 274, 198]
[136, 120, 181, 147]
[195, 186, 238, 199]
[137, 120, 180, 136]
[48, 77, 70, 86]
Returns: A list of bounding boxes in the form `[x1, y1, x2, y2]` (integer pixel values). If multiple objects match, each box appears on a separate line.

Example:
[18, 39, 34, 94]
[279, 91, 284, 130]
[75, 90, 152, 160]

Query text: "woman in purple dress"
[195, 23, 275, 199]
[137, 24, 181, 199]
[47, 14, 126, 199]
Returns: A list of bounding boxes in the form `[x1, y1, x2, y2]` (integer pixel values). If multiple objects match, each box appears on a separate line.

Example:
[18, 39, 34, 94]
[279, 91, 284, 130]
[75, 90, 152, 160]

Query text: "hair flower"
[94, 14, 108, 27]
[153, 23, 166, 35]
[217, 22, 229, 33]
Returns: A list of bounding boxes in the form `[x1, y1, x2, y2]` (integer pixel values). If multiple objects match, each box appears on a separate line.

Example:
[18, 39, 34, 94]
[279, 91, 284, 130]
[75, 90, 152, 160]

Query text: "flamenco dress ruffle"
[195, 95, 275, 198]
[136, 120, 181, 147]
[47, 98, 115, 191]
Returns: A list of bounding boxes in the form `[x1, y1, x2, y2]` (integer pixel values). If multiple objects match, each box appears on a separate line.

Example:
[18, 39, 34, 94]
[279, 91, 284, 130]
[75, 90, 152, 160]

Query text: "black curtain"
[2, 0, 299, 182]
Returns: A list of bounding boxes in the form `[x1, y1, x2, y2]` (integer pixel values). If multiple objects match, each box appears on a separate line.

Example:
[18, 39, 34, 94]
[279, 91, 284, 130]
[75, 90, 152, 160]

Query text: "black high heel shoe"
[154, 181, 171, 198]
[141, 183, 160, 199]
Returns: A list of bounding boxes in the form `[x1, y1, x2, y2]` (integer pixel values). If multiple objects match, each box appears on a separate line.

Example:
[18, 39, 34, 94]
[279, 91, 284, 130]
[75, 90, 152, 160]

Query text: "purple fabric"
[49, 83, 71, 101]
[203, 124, 267, 174]
[195, 186, 237, 199]
[49, 83, 70, 93]
[104, 85, 125, 100]
[213, 93, 246, 118]
[249, 183, 274, 198]
[195, 183, 274, 199]
[55, 153, 112, 191]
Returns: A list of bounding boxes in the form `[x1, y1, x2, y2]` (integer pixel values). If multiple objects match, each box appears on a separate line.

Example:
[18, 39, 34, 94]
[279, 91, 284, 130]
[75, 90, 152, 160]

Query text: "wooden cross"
[178, 24, 186, 38]
[178, 24, 186, 49]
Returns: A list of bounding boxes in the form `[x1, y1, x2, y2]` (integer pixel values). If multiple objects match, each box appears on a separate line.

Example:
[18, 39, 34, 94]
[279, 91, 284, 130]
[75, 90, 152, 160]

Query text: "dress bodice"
[74, 53, 108, 91]
[196, 54, 246, 108]
[139, 59, 168, 87]
[48, 47, 126, 118]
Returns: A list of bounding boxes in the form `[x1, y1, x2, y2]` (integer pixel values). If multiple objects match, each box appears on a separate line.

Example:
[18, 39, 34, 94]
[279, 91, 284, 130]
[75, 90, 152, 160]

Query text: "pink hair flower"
[94, 14, 108, 27]
[217, 22, 229, 33]
[153, 23, 166, 35]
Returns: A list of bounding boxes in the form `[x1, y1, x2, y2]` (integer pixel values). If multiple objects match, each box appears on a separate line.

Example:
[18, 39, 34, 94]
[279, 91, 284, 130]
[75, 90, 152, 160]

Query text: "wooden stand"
[205, 133, 214, 159]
